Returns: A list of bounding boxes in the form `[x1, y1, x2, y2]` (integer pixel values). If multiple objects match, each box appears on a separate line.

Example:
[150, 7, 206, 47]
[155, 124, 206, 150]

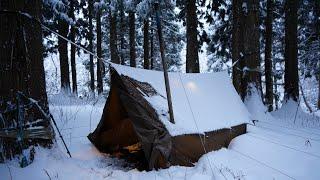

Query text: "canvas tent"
[88, 63, 251, 170]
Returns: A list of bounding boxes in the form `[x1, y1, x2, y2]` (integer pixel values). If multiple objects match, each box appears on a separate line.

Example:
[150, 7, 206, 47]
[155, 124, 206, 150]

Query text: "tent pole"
[154, 2, 175, 124]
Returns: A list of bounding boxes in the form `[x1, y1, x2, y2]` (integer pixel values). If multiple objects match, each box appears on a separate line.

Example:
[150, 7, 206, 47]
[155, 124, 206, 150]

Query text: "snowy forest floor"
[1, 94, 320, 180]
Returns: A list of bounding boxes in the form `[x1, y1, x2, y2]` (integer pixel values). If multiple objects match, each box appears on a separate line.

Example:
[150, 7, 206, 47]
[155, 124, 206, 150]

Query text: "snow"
[272, 99, 320, 128]
[1, 93, 320, 179]
[111, 63, 251, 136]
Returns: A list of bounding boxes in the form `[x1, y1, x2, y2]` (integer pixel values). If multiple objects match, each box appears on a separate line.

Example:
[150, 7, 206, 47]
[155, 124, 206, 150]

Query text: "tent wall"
[169, 124, 246, 166]
[88, 75, 139, 152]
[117, 72, 172, 169]
[89, 69, 172, 169]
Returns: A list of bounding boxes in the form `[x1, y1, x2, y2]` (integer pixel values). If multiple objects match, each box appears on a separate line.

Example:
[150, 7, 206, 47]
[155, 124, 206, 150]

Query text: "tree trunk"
[58, 17, 70, 93]
[88, 0, 95, 94]
[264, 0, 273, 111]
[69, 0, 77, 95]
[119, 0, 125, 65]
[318, 70, 320, 109]
[284, 0, 299, 102]
[231, 0, 243, 96]
[110, 10, 120, 64]
[186, 0, 199, 73]
[129, 11, 136, 67]
[273, 61, 279, 110]
[315, 0, 320, 109]
[150, 18, 154, 70]
[242, 0, 261, 99]
[96, 8, 103, 94]
[0, 0, 51, 160]
[143, 19, 150, 69]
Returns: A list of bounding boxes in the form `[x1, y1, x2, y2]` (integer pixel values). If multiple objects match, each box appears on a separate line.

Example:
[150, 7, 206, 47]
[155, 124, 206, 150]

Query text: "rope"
[0, 10, 109, 67]
[257, 121, 320, 137]
[248, 124, 320, 142]
[166, 168, 173, 180]
[230, 148, 296, 180]
[177, 73, 227, 180]
[246, 133, 320, 159]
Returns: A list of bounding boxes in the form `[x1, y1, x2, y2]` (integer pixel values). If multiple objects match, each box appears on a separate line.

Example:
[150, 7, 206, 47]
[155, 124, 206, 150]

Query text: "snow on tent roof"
[111, 63, 251, 136]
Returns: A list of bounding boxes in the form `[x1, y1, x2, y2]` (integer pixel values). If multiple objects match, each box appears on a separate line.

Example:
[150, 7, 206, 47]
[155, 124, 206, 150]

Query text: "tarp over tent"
[88, 63, 251, 170]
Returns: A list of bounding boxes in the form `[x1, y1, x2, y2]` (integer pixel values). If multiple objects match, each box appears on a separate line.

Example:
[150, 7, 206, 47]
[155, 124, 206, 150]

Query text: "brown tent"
[88, 64, 250, 170]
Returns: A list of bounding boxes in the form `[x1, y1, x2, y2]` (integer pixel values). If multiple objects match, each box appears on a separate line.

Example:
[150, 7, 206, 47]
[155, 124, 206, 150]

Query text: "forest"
[0, 0, 320, 179]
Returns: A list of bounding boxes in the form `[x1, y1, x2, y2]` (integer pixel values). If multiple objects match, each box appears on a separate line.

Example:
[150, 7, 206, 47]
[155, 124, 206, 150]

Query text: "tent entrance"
[99, 116, 149, 170]
[111, 142, 148, 170]
[98, 117, 149, 170]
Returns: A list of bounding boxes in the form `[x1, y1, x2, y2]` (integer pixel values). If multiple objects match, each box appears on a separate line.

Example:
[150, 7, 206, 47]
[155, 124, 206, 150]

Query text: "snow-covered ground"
[1, 94, 320, 180]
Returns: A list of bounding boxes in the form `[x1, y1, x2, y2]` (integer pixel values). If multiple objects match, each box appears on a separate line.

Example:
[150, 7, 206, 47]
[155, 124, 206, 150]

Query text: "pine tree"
[88, 0, 95, 95]
[69, 0, 78, 95]
[232, 0, 243, 95]
[133, 0, 183, 70]
[317, 0, 320, 109]
[96, 0, 103, 94]
[241, 0, 261, 99]
[271, 0, 285, 109]
[264, 0, 273, 111]
[284, 0, 299, 102]
[150, 19, 154, 70]
[109, 9, 120, 64]
[57, 1, 71, 94]
[129, 10, 136, 67]
[143, 19, 150, 69]
[119, 0, 126, 65]
[186, 0, 200, 73]
[0, 0, 52, 161]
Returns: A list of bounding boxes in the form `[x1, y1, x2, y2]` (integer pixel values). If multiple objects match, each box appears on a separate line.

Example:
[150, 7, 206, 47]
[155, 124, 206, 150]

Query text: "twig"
[6, 164, 13, 180]
[43, 169, 52, 180]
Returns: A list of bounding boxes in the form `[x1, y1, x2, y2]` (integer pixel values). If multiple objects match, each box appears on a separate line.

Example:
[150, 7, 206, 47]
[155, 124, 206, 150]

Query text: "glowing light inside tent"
[186, 81, 198, 92]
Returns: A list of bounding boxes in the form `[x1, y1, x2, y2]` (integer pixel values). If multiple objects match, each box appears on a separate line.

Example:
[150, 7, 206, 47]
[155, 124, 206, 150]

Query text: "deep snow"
[1, 93, 320, 180]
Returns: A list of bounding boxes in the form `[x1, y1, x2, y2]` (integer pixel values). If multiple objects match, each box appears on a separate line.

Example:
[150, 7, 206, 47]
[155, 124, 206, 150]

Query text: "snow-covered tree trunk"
[129, 11, 136, 67]
[186, 0, 199, 73]
[241, 0, 261, 99]
[88, 0, 95, 95]
[109, 10, 120, 64]
[284, 0, 299, 102]
[58, 14, 70, 93]
[318, 69, 320, 109]
[232, 0, 243, 96]
[143, 19, 149, 69]
[264, 0, 273, 111]
[273, 61, 279, 110]
[150, 18, 154, 70]
[69, 0, 77, 95]
[316, 0, 320, 109]
[119, 0, 126, 65]
[96, 7, 103, 94]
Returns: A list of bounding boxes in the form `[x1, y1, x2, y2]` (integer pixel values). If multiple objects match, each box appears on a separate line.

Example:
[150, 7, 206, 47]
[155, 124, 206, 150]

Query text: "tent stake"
[154, 2, 175, 124]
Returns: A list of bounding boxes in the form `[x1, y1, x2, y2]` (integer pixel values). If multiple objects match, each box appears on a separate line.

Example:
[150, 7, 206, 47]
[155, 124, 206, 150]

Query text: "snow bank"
[272, 99, 320, 128]
[244, 91, 275, 122]
[111, 63, 251, 136]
